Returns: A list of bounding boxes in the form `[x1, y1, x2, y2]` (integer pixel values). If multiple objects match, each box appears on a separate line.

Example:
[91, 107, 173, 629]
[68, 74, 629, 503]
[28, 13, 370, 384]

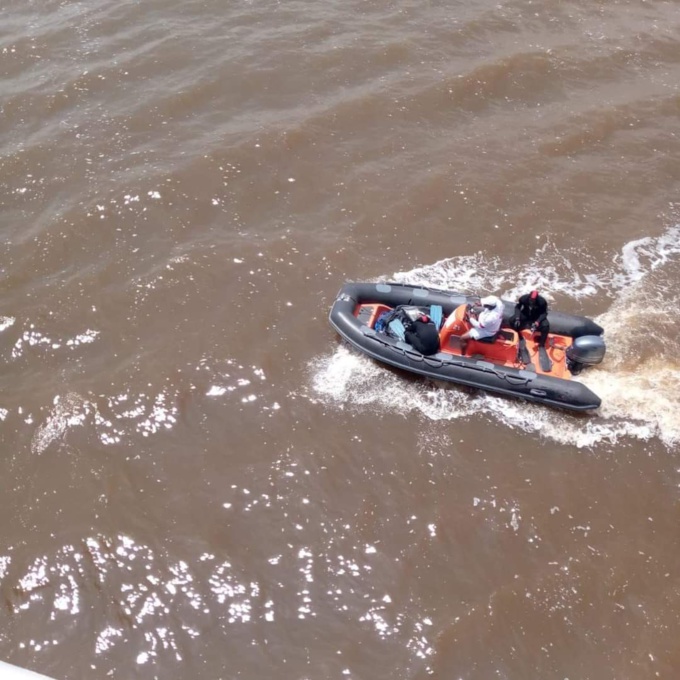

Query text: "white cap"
[480, 295, 501, 308]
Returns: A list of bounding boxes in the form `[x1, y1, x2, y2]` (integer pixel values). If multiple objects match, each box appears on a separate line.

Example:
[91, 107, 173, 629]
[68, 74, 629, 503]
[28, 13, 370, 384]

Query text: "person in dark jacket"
[405, 314, 440, 355]
[512, 289, 549, 346]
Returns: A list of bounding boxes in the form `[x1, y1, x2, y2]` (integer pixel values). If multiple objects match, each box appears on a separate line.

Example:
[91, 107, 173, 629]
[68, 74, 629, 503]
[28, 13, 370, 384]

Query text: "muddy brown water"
[2, 1, 680, 678]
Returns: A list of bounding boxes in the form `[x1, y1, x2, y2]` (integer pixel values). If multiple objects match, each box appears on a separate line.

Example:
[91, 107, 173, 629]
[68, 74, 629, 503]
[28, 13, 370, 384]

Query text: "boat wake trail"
[312, 224, 680, 449]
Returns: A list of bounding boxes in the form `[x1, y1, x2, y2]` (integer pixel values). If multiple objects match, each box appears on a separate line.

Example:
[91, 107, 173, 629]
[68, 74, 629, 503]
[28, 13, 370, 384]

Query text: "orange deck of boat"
[354, 302, 573, 379]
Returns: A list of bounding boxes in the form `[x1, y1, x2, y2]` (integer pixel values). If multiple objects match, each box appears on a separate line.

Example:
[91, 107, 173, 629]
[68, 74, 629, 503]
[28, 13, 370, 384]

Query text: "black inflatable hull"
[328, 282, 604, 412]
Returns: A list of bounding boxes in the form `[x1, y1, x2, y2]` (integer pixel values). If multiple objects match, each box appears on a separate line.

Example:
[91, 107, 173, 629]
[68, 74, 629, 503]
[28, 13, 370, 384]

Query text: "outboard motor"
[566, 335, 606, 375]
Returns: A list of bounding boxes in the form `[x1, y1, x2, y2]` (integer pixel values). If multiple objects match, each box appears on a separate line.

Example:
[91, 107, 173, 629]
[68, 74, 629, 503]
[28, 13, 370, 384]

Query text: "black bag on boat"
[405, 318, 440, 355]
[383, 306, 421, 338]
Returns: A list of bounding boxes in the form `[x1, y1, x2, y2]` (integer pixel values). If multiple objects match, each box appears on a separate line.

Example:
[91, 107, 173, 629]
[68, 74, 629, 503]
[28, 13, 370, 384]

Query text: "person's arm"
[474, 309, 494, 330]
[535, 299, 548, 324]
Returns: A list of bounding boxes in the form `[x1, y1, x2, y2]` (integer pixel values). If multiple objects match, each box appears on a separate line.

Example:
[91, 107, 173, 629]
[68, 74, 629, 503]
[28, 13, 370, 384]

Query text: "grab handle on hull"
[500, 373, 532, 386]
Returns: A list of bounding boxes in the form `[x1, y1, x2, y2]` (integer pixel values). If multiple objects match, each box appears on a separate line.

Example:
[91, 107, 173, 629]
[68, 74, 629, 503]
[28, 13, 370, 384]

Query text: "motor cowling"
[566, 335, 606, 374]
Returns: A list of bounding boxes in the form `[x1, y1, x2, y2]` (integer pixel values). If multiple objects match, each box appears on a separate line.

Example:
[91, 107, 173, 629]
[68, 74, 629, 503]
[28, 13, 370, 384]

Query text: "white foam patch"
[391, 241, 603, 303]
[313, 225, 680, 449]
[618, 226, 680, 284]
[10, 326, 99, 359]
[310, 346, 476, 421]
[23, 359, 271, 452]
[393, 225, 680, 303]
[31, 393, 92, 454]
[577, 246, 680, 447]
[95, 627, 123, 654]
[30, 388, 182, 453]
[0, 316, 15, 332]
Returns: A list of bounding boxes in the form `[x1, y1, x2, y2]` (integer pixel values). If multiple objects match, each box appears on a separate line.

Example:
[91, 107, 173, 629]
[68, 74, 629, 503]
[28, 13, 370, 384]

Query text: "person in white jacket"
[460, 295, 504, 355]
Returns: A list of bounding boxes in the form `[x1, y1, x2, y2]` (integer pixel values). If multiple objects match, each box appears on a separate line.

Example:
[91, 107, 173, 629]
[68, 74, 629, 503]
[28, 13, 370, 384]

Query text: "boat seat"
[475, 334, 497, 344]
[475, 328, 515, 345]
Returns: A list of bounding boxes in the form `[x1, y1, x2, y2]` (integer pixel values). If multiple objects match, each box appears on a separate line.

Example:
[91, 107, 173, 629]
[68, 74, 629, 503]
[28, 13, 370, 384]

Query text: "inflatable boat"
[328, 282, 606, 412]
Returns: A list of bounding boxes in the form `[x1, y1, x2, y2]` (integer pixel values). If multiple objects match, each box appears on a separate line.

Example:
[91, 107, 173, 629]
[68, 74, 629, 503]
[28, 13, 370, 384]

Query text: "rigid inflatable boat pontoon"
[328, 282, 606, 412]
